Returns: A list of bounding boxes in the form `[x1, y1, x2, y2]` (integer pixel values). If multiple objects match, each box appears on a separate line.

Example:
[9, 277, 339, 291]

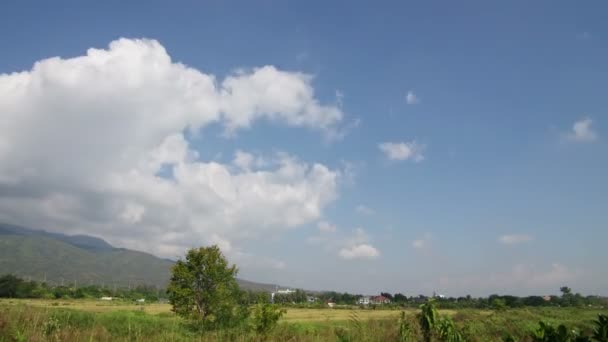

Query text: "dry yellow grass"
[281, 308, 406, 322]
[0, 298, 170, 314]
[0, 298, 471, 323]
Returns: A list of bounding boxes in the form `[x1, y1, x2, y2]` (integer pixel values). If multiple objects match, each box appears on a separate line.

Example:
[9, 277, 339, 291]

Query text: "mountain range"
[0, 223, 278, 291]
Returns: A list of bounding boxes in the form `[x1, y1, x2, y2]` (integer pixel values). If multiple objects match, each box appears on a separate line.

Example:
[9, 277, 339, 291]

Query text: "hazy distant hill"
[0, 223, 278, 291]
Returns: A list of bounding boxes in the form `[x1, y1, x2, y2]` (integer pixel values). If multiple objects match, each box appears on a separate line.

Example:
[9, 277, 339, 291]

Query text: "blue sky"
[0, 1, 606, 296]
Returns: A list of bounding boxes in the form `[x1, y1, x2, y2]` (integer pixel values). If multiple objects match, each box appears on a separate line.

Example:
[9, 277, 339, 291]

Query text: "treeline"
[2, 274, 605, 310]
[0, 274, 163, 301]
[269, 287, 606, 309]
[373, 288, 606, 309]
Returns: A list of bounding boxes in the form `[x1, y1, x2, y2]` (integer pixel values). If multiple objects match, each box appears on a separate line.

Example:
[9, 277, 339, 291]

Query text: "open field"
[0, 299, 412, 324]
[1, 299, 606, 341]
[0, 299, 467, 323]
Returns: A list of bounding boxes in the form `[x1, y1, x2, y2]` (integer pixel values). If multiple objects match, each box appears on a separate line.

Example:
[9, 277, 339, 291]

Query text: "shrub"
[593, 314, 608, 342]
[418, 299, 438, 342]
[251, 303, 286, 336]
[436, 317, 464, 342]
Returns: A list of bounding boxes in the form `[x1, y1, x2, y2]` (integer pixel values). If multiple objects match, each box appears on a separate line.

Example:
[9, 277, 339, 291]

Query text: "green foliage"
[436, 316, 464, 342]
[251, 303, 286, 335]
[0, 234, 173, 288]
[418, 299, 438, 342]
[1, 301, 608, 341]
[167, 245, 242, 329]
[272, 288, 308, 304]
[398, 311, 414, 342]
[531, 321, 591, 342]
[492, 297, 508, 311]
[0, 274, 21, 298]
[42, 315, 61, 336]
[593, 314, 608, 342]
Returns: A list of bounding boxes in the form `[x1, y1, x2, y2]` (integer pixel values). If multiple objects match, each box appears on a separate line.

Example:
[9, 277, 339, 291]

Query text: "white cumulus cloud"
[379, 141, 424, 162]
[566, 118, 598, 143]
[338, 228, 380, 260]
[339, 244, 379, 260]
[0, 38, 344, 264]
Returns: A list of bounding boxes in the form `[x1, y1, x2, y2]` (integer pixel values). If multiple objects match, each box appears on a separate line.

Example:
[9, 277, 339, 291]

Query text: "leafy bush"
[251, 303, 286, 336]
[436, 316, 464, 342]
[593, 314, 608, 342]
[531, 321, 590, 342]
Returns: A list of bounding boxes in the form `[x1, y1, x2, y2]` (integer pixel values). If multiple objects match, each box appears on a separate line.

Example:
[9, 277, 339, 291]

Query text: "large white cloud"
[0, 38, 344, 261]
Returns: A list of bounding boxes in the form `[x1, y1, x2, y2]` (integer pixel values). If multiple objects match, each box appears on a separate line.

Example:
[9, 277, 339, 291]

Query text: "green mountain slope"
[0, 235, 172, 287]
[0, 226, 280, 291]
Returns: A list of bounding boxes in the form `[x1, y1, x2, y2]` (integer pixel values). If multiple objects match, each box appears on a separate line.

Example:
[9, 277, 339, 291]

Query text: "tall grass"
[0, 303, 606, 341]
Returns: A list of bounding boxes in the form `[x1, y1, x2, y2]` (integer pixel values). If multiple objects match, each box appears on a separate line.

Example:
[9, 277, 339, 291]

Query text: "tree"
[167, 245, 241, 327]
[0, 274, 23, 298]
[394, 293, 408, 303]
[380, 292, 394, 301]
[560, 286, 574, 306]
[560, 286, 572, 296]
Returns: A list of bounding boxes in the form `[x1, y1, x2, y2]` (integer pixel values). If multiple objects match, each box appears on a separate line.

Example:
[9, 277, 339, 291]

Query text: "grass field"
[0, 299, 606, 341]
[0, 298, 466, 323]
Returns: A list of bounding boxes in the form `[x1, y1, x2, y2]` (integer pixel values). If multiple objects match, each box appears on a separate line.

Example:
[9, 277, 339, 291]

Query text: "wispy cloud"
[335, 90, 344, 108]
[406, 90, 419, 105]
[317, 220, 337, 233]
[437, 263, 580, 294]
[499, 234, 534, 245]
[356, 205, 375, 215]
[565, 117, 598, 143]
[379, 141, 425, 162]
[412, 233, 432, 250]
[576, 32, 592, 40]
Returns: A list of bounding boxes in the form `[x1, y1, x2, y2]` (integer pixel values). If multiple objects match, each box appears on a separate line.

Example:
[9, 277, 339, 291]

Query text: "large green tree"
[167, 245, 241, 326]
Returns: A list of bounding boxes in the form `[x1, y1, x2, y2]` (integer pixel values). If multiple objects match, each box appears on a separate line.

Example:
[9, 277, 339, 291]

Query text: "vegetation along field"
[0, 299, 607, 341]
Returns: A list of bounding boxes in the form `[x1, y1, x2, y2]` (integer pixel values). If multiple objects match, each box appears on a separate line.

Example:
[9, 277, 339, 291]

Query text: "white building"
[276, 289, 296, 295]
[358, 296, 370, 305]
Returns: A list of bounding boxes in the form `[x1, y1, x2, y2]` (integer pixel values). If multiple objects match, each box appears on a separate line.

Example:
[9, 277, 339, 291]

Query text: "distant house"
[327, 301, 336, 308]
[136, 298, 145, 303]
[370, 295, 391, 305]
[542, 295, 552, 302]
[100, 296, 113, 301]
[307, 296, 318, 303]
